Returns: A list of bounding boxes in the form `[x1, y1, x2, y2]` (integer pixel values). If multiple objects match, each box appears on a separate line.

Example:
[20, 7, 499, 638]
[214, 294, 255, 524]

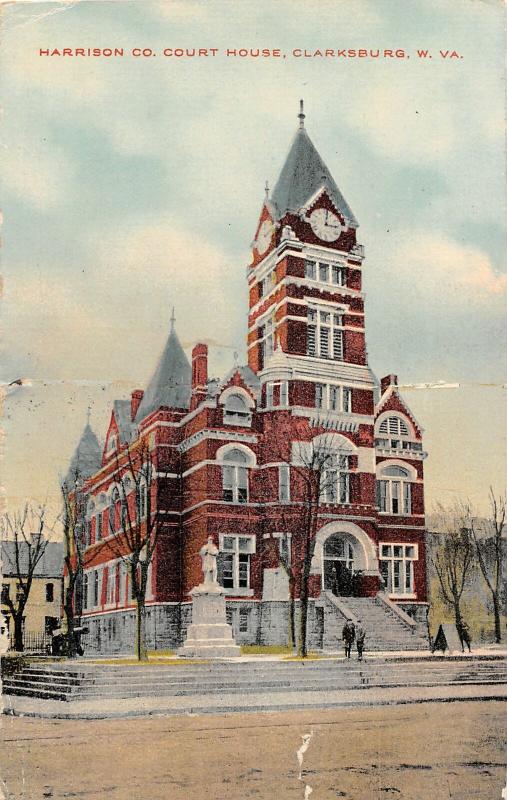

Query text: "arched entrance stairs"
[312, 522, 429, 652]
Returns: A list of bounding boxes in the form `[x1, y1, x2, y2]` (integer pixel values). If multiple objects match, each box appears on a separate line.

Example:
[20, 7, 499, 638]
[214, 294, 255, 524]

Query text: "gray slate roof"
[270, 126, 357, 226]
[2, 540, 63, 578]
[113, 399, 134, 443]
[208, 365, 260, 401]
[135, 326, 191, 422]
[65, 423, 102, 486]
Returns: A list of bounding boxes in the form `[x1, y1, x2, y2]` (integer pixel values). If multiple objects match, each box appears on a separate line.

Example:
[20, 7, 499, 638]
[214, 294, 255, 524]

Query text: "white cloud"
[385, 232, 507, 300]
[2, 136, 75, 210]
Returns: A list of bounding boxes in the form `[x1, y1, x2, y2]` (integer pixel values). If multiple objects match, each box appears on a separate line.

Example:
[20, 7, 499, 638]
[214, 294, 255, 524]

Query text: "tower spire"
[170, 306, 176, 332]
[298, 99, 305, 129]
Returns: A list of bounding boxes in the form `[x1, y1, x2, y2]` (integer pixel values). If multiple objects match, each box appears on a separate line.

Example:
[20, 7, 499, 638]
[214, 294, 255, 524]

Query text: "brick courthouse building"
[67, 107, 429, 653]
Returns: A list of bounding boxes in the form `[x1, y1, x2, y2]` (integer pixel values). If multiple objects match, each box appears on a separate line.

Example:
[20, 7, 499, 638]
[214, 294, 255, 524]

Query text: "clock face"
[309, 208, 342, 242]
[256, 219, 274, 254]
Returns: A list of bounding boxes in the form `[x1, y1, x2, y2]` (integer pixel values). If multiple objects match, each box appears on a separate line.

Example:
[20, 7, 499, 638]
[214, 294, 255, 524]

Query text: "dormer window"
[224, 393, 252, 427]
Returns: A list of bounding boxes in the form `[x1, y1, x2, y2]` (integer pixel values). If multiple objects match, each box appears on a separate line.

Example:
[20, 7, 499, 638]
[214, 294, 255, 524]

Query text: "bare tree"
[267, 418, 350, 657]
[430, 502, 476, 639]
[61, 470, 94, 656]
[1, 504, 50, 651]
[107, 440, 160, 661]
[470, 488, 506, 643]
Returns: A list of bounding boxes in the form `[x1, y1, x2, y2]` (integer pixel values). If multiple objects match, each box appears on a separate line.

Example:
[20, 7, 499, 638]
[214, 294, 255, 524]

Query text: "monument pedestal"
[178, 583, 241, 658]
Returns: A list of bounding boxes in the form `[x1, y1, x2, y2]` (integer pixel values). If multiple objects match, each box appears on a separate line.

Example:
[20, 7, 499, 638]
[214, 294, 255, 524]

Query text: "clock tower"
[247, 101, 375, 423]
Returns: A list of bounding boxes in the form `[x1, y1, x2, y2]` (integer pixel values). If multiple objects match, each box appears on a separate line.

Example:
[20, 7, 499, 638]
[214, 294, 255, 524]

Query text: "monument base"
[178, 583, 241, 658]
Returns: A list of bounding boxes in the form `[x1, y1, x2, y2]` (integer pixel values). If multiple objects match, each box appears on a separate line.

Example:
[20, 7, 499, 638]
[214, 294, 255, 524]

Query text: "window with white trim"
[259, 316, 275, 364]
[239, 608, 250, 633]
[307, 308, 344, 360]
[379, 416, 409, 436]
[379, 543, 417, 595]
[106, 566, 116, 605]
[222, 449, 249, 504]
[93, 570, 100, 607]
[82, 573, 89, 610]
[96, 512, 103, 542]
[321, 454, 350, 504]
[265, 381, 289, 409]
[218, 534, 255, 589]
[305, 259, 346, 287]
[376, 465, 412, 514]
[224, 393, 252, 426]
[315, 383, 352, 413]
[279, 465, 290, 503]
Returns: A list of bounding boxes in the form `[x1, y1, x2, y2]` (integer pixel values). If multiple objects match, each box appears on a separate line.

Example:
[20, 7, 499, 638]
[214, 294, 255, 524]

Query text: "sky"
[0, 0, 506, 524]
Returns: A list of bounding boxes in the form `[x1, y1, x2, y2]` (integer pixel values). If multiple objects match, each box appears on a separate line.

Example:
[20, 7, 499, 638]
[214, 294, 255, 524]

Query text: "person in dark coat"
[458, 620, 472, 653]
[355, 620, 366, 661]
[342, 619, 355, 659]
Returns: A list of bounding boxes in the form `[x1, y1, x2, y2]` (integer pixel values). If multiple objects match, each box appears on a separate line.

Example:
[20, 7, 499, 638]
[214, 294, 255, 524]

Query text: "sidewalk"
[3, 681, 506, 719]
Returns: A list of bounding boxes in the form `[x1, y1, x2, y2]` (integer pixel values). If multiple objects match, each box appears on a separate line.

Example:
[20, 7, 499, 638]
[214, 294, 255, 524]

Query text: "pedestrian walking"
[342, 619, 355, 659]
[356, 619, 366, 661]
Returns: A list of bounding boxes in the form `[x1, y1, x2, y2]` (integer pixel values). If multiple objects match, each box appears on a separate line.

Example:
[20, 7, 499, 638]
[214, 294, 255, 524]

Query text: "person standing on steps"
[342, 618, 355, 659]
[458, 619, 472, 653]
[355, 619, 366, 661]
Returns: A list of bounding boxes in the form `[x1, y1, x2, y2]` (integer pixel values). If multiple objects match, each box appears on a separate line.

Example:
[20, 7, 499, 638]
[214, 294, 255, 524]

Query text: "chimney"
[380, 374, 398, 395]
[131, 389, 144, 421]
[191, 343, 208, 411]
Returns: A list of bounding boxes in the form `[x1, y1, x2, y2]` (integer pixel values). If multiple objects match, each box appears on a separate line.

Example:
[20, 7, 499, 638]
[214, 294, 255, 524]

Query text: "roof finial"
[170, 307, 176, 331]
[86, 405, 92, 426]
[298, 98, 305, 129]
[264, 180, 269, 199]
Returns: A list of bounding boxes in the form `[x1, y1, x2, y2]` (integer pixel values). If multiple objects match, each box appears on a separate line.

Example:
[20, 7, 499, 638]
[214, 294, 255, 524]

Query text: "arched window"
[378, 416, 409, 436]
[376, 465, 412, 514]
[321, 453, 350, 504]
[222, 448, 249, 504]
[224, 393, 252, 426]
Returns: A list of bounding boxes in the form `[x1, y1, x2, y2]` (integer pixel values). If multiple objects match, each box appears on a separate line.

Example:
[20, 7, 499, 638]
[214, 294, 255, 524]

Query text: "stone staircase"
[2, 657, 506, 702]
[320, 593, 429, 652]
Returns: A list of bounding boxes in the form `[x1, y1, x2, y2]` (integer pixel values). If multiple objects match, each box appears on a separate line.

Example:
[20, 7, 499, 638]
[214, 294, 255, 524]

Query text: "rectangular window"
[333, 329, 344, 361]
[305, 260, 316, 279]
[403, 482, 412, 514]
[377, 480, 388, 512]
[331, 265, 345, 286]
[280, 381, 289, 407]
[96, 513, 103, 541]
[320, 325, 330, 358]
[258, 278, 264, 298]
[239, 608, 250, 633]
[279, 465, 290, 503]
[45, 583, 54, 603]
[218, 535, 255, 590]
[342, 388, 352, 413]
[391, 481, 400, 514]
[82, 573, 89, 611]
[307, 324, 316, 356]
[93, 570, 100, 606]
[329, 386, 339, 411]
[315, 383, 324, 409]
[266, 383, 274, 407]
[319, 263, 329, 282]
[223, 465, 234, 502]
[107, 568, 116, 605]
[379, 543, 418, 595]
[278, 533, 291, 566]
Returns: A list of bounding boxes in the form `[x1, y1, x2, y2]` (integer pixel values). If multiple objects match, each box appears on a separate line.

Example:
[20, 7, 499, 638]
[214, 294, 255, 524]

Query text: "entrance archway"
[310, 520, 379, 596]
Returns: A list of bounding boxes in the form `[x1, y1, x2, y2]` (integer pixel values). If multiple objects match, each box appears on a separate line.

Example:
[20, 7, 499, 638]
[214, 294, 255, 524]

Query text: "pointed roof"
[65, 423, 102, 486]
[135, 324, 191, 422]
[270, 114, 357, 226]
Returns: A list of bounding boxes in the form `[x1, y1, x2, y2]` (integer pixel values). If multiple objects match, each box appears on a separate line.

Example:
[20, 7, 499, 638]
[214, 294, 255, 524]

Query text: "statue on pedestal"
[200, 536, 219, 585]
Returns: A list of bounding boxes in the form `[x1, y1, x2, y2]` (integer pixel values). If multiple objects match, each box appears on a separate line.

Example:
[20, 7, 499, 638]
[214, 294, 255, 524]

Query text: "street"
[1, 700, 505, 799]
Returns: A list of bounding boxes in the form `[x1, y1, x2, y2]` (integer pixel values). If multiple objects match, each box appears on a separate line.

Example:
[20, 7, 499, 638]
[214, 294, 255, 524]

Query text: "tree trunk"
[135, 596, 147, 661]
[492, 593, 502, 644]
[13, 613, 24, 652]
[64, 584, 77, 657]
[288, 576, 296, 650]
